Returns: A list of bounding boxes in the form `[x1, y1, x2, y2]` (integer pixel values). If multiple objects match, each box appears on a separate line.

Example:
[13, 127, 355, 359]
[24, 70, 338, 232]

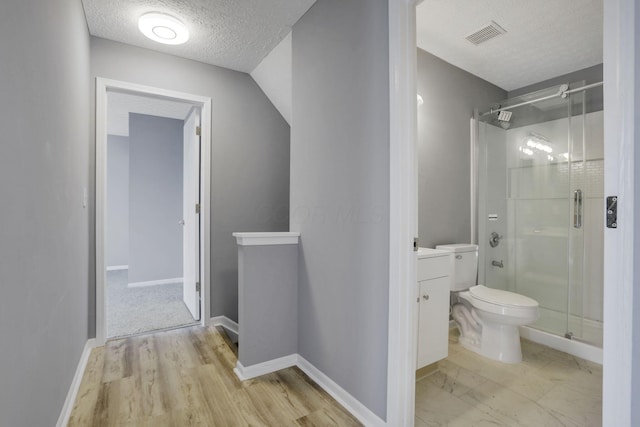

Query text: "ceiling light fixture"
[138, 13, 189, 45]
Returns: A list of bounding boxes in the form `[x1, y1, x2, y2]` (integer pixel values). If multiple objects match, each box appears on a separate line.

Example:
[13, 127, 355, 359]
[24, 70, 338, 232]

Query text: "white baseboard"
[106, 265, 128, 271]
[56, 338, 96, 427]
[520, 326, 602, 364]
[127, 277, 183, 288]
[208, 315, 238, 334]
[234, 354, 298, 381]
[296, 355, 386, 427]
[232, 352, 385, 426]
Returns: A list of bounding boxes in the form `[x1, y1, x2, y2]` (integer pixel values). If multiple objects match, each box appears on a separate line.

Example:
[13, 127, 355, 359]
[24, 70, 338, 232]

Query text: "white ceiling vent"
[465, 21, 506, 45]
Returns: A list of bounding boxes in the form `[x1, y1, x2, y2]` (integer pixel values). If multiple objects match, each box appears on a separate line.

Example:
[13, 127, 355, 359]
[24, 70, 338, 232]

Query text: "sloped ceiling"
[250, 32, 292, 125]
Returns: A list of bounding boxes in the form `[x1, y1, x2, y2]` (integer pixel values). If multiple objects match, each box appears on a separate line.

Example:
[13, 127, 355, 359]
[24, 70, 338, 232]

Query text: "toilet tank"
[435, 244, 478, 291]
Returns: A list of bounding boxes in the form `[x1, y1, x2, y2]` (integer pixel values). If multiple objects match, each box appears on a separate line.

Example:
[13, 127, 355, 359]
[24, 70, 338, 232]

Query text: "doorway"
[387, 0, 636, 426]
[95, 78, 212, 344]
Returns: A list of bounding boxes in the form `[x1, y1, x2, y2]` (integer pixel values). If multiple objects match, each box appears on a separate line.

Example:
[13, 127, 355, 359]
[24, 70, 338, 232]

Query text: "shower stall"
[475, 81, 604, 356]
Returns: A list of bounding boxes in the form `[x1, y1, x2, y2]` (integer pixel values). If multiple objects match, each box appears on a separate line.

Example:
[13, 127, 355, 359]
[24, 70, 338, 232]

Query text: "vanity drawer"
[417, 255, 449, 281]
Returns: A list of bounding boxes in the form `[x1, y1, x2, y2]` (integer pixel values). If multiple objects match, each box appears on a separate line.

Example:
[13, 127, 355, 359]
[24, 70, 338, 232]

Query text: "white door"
[182, 108, 201, 320]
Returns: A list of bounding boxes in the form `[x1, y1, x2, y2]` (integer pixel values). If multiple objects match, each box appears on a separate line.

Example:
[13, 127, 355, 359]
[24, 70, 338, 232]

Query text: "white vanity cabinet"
[416, 249, 451, 369]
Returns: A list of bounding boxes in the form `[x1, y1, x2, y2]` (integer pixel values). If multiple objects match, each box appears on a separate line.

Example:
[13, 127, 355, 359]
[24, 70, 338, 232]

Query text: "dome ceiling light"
[138, 13, 189, 45]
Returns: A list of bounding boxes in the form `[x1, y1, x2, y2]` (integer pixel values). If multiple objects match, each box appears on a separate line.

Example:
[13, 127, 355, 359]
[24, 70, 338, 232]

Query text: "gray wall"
[128, 114, 184, 283]
[106, 135, 129, 267]
[90, 38, 290, 332]
[417, 49, 507, 248]
[237, 245, 298, 367]
[291, 0, 390, 419]
[0, 0, 90, 425]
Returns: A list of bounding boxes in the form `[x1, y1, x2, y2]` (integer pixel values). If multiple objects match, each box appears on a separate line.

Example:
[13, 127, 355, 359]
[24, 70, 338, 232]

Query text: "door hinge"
[196, 281, 201, 293]
[606, 196, 617, 228]
[196, 126, 201, 136]
[413, 237, 419, 252]
[195, 203, 200, 214]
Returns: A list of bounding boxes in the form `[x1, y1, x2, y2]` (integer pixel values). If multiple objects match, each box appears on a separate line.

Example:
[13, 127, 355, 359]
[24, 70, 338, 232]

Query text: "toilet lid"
[469, 285, 538, 308]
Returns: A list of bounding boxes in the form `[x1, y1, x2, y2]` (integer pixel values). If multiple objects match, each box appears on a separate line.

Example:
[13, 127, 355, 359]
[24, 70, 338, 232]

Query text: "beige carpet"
[106, 269, 198, 338]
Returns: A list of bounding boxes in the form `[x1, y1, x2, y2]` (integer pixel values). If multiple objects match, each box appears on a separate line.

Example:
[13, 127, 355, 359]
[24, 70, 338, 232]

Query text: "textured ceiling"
[82, 0, 316, 73]
[107, 91, 194, 137]
[416, 0, 603, 91]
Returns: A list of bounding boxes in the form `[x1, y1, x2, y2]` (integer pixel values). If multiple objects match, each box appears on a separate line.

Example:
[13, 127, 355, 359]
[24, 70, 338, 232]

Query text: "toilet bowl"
[454, 285, 538, 363]
[436, 244, 539, 364]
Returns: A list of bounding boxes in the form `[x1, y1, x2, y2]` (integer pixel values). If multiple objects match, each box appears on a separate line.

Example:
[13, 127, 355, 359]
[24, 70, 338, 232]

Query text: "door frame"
[387, 0, 638, 425]
[95, 77, 212, 345]
[601, 0, 638, 424]
[386, 0, 420, 424]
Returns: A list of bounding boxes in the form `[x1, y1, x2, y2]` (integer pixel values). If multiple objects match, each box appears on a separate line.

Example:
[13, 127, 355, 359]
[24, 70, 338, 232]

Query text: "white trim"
[387, 0, 419, 426]
[519, 326, 602, 365]
[127, 277, 183, 288]
[602, 0, 637, 424]
[233, 354, 298, 381]
[200, 96, 212, 332]
[95, 78, 212, 345]
[56, 339, 96, 427]
[208, 315, 239, 336]
[232, 232, 300, 246]
[106, 265, 128, 271]
[297, 355, 386, 427]
[96, 79, 107, 345]
[233, 353, 385, 426]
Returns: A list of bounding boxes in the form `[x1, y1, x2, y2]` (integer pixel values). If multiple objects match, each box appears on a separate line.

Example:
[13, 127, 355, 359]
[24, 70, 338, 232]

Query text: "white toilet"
[436, 244, 539, 364]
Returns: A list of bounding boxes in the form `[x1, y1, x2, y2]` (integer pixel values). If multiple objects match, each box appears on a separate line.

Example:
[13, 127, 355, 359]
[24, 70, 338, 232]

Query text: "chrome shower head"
[497, 110, 512, 122]
[495, 109, 513, 129]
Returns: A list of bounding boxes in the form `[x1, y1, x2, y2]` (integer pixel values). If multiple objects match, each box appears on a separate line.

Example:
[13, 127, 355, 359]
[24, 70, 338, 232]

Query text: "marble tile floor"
[415, 329, 602, 427]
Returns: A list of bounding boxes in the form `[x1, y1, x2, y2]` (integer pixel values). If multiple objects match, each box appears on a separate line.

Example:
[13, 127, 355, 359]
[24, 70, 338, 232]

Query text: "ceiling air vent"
[465, 21, 506, 45]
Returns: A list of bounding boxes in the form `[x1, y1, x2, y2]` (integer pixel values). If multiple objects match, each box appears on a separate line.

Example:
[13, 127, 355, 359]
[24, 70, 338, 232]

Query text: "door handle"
[574, 190, 582, 229]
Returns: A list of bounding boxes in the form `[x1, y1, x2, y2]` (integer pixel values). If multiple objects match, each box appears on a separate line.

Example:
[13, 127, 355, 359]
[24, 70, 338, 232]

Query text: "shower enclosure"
[476, 81, 604, 349]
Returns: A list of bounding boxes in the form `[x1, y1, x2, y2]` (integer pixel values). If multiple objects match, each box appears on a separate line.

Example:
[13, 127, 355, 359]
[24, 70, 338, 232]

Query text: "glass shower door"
[478, 82, 604, 347]
[510, 93, 573, 338]
[566, 89, 604, 347]
[567, 90, 586, 341]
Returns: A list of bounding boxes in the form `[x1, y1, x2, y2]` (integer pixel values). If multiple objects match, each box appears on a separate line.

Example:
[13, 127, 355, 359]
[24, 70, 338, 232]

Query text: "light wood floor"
[68, 325, 361, 426]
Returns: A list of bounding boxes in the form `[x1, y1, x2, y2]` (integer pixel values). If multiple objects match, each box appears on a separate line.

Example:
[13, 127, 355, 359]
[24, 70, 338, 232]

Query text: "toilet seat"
[470, 285, 538, 307]
[459, 285, 538, 318]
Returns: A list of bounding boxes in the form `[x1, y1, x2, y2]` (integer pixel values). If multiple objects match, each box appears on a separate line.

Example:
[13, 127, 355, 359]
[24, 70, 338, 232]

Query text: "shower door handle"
[574, 189, 583, 229]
